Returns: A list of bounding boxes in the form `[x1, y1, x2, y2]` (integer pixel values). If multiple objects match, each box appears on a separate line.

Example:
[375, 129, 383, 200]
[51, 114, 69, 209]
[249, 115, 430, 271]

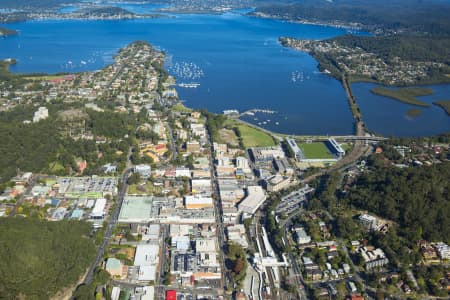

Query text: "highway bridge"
[299, 135, 388, 142]
[236, 118, 387, 143]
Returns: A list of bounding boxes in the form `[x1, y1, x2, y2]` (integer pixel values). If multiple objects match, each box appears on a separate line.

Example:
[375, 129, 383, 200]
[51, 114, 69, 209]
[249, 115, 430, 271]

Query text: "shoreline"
[2, 17, 449, 137]
[249, 12, 367, 33]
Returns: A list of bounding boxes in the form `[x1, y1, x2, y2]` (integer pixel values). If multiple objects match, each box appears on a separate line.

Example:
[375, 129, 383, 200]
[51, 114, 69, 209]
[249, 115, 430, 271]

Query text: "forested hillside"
[254, 0, 450, 34]
[344, 161, 450, 243]
[0, 218, 96, 299]
[0, 105, 137, 184]
[332, 34, 450, 64]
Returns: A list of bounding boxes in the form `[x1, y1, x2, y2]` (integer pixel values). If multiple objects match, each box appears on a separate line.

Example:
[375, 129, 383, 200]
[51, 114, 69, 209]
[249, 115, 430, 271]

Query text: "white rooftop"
[134, 244, 159, 267]
[238, 186, 266, 215]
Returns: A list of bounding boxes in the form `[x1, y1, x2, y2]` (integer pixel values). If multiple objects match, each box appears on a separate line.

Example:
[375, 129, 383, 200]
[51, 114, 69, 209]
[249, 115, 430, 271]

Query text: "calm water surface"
[354, 83, 450, 137]
[0, 9, 448, 136]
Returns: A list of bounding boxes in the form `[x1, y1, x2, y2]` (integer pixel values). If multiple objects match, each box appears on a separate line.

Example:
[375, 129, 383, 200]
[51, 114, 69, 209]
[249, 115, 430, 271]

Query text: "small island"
[0, 26, 18, 37]
[370, 87, 432, 107]
[406, 108, 423, 118]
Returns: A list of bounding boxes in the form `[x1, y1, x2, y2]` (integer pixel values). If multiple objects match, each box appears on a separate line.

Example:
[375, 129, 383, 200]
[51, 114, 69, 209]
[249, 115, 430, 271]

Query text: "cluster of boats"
[59, 51, 103, 70]
[177, 82, 200, 88]
[291, 70, 310, 83]
[168, 61, 204, 81]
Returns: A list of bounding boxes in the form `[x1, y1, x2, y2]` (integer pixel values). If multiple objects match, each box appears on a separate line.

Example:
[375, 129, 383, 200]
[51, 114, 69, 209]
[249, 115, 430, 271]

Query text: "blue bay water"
[353, 83, 450, 137]
[0, 10, 448, 136]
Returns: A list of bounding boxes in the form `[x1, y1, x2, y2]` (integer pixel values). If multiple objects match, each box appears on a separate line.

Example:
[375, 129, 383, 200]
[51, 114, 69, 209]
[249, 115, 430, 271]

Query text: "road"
[236, 111, 386, 143]
[342, 74, 366, 137]
[166, 123, 178, 161]
[81, 166, 133, 286]
[281, 213, 309, 300]
[205, 124, 228, 293]
[298, 140, 369, 186]
[9, 175, 36, 217]
[156, 224, 168, 299]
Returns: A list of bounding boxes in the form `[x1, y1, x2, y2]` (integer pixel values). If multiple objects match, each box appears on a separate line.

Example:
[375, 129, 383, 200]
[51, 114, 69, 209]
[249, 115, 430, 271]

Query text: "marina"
[241, 109, 277, 116]
[1, 10, 447, 136]
[178, 82, 200, 88]
[168, 61, 204, 81]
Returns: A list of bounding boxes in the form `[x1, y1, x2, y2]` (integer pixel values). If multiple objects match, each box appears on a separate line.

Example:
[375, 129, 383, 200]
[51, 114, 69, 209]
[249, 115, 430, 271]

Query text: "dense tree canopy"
[0, 218, 96, 299]
[254, 0, 450, 35]
[332, 35, 450, 64]
[344, 161, 450, 243]
[0, 105, 134, 183]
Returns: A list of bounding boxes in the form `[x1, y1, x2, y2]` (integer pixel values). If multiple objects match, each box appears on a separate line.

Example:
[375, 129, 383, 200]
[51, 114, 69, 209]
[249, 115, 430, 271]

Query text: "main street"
[156, 224, 168, 300]
[205, 125, 228, 294]
[81, 163, 133, 286]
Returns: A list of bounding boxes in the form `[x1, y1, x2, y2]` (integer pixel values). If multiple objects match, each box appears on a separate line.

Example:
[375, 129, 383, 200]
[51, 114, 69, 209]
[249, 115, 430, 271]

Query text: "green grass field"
[171, 102, 192, 113]
[128, 182, 162, 195]
[48, 161, 65, 173]
[236, 124, 276, 148]
[298, 142, 334, 159]
[370, 87, 432, 107]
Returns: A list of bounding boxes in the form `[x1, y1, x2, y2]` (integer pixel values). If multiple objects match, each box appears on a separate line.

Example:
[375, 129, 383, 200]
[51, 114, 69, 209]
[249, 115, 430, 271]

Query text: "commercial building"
[196, 238, 220, 268]
[173, 253, 196, 274]
[166, 290, 177, 300]
[274, 158, 294, 175]
[294, 227, 311, 245]
[213, 142, 227, 154]
[186, 141, 201, 153]
[134, 244, 159, 266]
[118, 195, 153, 223]
[237, 186, 267, 215]
[196, 238, 217, 253]
[192, 169, 210, 179]
[276, 185, 314, 215]
[250, 146, 285, 163]
[286, 138, 303, 161]
[222, 207, 239, 224]
[264, 175, 292, 192]
[170, 224, 194, 237]
[134, 244, 159, 282]
[172, 235, 191, 251]
[90, 198, 106, 219]
[191, 179, 212, 195]
[134, 164, 152, 179]
[226, 224, 248, 248]
[142, 224, 160, 242]
[184, 195, 214, 209]
[141, 286, 154, 300]
[56, 176, 118, 198]
[235, 156, 250, 170]
[175, 167, 191, 178]
[138, 265, 157, 281]
[218, 179, 245, 203]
